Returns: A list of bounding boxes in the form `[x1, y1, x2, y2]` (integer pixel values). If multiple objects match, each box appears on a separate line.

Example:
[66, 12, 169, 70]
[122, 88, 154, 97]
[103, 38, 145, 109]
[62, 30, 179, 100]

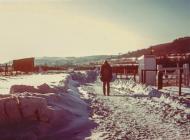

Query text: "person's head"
[104, 60, 108, 65]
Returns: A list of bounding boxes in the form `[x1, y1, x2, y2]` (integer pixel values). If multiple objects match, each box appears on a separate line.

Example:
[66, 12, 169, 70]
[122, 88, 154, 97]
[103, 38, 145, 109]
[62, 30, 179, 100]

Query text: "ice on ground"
[0, 70, 98, 140]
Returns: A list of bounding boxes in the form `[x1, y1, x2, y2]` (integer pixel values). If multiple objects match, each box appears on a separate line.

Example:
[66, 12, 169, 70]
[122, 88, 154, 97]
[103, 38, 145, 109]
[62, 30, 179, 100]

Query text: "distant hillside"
[7, 37, 190, 67]
[122, 37, 190, 58]
[35, 55, 115, 66]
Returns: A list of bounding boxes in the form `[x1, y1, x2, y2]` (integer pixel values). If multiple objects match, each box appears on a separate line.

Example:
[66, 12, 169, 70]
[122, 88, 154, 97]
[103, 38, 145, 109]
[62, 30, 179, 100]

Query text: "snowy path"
[80, 82, 190, 140]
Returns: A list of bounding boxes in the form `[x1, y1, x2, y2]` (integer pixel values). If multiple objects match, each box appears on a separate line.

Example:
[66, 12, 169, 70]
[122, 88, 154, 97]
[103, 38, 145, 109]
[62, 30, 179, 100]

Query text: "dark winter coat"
[100, 62, 112, 82]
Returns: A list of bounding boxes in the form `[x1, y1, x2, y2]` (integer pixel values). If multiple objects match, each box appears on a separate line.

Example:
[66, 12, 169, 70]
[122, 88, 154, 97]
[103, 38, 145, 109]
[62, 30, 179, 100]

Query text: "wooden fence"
[141, 64, 190, 96]
[112, 65, 138, 80]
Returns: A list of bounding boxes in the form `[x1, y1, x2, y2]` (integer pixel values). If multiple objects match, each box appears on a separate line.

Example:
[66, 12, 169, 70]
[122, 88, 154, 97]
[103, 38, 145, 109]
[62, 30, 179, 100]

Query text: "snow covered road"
[1, 72, 190, 140]
[80, 81, 190, 140]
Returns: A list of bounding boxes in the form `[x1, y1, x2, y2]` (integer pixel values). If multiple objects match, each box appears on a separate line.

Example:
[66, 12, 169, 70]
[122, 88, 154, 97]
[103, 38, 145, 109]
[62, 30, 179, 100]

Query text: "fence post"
[183, 64, 189, 86]
[5, 64, 8, 76]
[141, 70, 144, 83]
[179, 69, 182, 96]
[157, 71, 163, 89]
[157, 65, 163, 89]
[176, 64, 181, 86]
[144, 70, 146, 84]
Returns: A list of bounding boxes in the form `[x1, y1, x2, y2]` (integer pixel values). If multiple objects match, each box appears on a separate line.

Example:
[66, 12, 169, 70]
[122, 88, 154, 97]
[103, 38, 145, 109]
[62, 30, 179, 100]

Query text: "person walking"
[100, 60, 112, 96]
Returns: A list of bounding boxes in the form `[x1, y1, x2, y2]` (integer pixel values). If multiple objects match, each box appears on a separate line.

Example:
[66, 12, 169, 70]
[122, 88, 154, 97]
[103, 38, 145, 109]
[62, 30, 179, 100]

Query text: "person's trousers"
[103, 81, 110, 96]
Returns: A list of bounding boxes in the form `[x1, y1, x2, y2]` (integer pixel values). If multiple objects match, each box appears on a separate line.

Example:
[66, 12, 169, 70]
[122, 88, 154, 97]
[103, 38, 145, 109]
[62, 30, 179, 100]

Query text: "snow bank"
[0, 70, 98, 140]
[0, 73, 68, 94]
[10, 83, 65, 94]
[69, 70, 98, 84]
[112, 79, 161, 98]
[112, 79, 190, 124]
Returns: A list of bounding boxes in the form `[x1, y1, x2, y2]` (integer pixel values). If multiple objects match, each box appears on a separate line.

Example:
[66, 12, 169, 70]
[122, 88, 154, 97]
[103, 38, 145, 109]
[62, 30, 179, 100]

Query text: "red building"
[13, 58, 35, 73]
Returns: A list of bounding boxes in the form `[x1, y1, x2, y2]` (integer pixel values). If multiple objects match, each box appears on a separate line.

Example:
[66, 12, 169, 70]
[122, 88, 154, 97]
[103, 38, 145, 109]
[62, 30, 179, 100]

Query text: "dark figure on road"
[100, 60, 112, 96]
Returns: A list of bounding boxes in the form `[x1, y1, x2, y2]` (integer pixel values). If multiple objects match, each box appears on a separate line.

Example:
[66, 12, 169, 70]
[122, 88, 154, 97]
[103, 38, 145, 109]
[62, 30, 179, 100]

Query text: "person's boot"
[107, 87, 110, 96]
[103, 82, 108, 96]
[103, 87, 106, 96]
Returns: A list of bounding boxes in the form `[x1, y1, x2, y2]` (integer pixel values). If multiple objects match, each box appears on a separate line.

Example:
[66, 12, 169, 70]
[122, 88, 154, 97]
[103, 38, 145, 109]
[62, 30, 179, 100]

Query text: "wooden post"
[5, 64, 8, 76]
[144, 70, 146, 84]
[176, 64, 180, 86]
[183, 64, 189, 86]
[133, 69, 136, 82]
[141, 70, 144, 83]
[157, 71, 163, 89]
[179, 69, 182, 96]
[4, 66, 6, 76]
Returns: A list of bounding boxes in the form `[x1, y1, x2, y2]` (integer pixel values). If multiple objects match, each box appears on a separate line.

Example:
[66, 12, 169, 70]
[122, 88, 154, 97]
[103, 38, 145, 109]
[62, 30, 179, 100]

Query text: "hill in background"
[121, 37, 190, 58]
[8, 37, 189, 67]
[35, 55, 116, 66]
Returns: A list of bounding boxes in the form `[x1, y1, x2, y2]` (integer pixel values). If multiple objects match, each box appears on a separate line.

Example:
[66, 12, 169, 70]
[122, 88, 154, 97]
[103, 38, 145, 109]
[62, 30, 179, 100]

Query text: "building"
[13, 58, 35, 73]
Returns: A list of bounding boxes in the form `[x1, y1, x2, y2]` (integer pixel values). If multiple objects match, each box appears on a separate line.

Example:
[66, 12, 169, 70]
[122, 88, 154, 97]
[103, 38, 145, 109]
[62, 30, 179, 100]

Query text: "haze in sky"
[0, 0, 189, 62]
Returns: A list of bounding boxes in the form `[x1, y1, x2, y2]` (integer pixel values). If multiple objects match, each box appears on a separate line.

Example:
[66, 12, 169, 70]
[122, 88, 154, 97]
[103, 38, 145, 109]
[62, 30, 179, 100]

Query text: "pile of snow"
[69, 70, 98, 84]
[0, 95, 49, 124]
[112, 79, 161, 98]
[112, 79, 190, 124]
[0, 70, 98, 140]
[9, 83, 61, 94]
[0, 73, 68, 94]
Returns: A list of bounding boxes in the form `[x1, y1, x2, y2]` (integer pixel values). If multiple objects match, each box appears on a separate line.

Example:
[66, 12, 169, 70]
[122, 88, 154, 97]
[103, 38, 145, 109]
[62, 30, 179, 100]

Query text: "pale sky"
[0, 0, 189, 62]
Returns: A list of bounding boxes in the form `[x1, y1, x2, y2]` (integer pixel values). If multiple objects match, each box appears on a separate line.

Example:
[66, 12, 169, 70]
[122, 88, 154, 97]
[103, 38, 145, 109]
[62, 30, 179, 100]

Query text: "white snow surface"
[1, 70, 190, 140]
[0, 73, 68, 94]
[80, 79, 190, 140]
[0, 71, 98, 140]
